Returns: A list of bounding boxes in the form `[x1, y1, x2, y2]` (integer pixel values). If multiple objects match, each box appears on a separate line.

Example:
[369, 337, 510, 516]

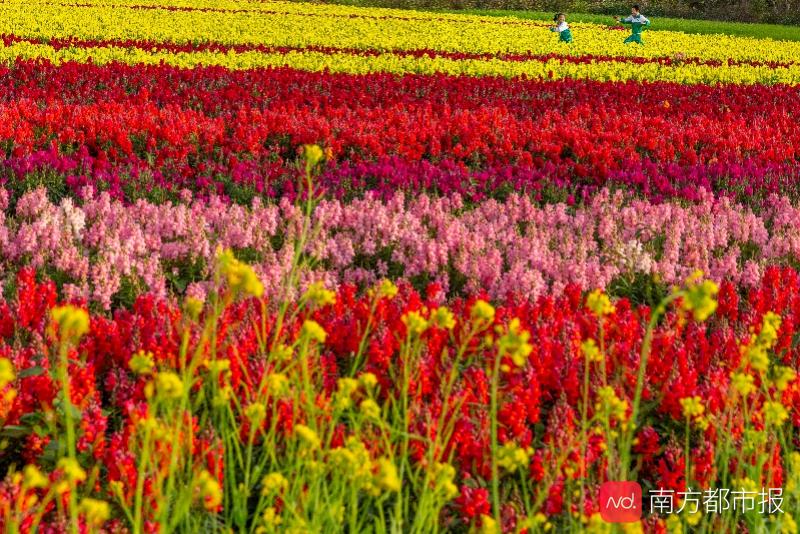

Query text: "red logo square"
[599, 481, 642, 523]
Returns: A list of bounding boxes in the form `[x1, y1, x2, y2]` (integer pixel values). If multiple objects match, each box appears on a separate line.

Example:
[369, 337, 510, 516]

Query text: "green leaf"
[0, 425, 31, 438]
[20, 412, 43, 426]
[18, 366, 46, 378]
[41, 439, 60, 463]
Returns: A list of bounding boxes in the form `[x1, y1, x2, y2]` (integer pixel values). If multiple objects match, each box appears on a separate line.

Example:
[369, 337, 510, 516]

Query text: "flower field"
[1, 1, 800, 532]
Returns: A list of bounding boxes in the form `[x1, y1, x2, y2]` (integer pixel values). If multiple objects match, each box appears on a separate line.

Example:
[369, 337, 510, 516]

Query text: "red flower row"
[1, 61, 798, 204]
[0, 266, 798, 528]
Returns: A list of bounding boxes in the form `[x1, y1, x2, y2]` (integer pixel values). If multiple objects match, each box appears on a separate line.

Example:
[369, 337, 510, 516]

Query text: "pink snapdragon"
[1, 187, 799, 308]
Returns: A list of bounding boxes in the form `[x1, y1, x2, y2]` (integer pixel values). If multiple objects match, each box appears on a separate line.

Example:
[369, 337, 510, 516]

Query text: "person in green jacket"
[550, 13, 573, 43]
[614, 5, 650, 44]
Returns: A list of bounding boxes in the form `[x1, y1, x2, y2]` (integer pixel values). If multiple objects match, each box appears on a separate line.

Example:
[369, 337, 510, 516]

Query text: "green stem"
[58, 342, 79, 534]
[132, 424, 152, 534]
[490, 350, 502, 523]
[580, 349, 591, 508]
[685, 417, 691, 488]
[620, 294, 680, 480]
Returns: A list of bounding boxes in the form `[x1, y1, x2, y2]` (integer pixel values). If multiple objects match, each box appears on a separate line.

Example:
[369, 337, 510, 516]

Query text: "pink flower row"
[2, 187, 798, 308]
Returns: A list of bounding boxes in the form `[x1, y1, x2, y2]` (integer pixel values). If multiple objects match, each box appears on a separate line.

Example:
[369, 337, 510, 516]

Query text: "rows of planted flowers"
[1, 63, 799, 204]
[3, 0, 800, 83]
[2, 147, 799, 532]
[2, 234, 800, 532]
[1, 0, 800, 532]
[7, 186, 800, 309]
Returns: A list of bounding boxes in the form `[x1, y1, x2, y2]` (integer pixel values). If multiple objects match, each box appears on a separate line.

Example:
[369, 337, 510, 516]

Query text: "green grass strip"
[328, 0, 800, 42]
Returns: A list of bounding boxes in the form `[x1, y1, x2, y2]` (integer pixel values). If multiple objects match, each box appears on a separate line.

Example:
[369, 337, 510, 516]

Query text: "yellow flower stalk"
[586, 289, 615, 317]
[300, 319, 327, 343]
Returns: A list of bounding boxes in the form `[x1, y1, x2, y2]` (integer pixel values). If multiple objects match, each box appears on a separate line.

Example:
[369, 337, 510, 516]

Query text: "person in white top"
[549, 13, 573, 43]
[614, 5, 651, 44]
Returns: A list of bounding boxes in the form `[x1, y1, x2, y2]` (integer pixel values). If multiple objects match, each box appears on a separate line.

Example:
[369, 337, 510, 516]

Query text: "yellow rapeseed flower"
[731, 372, 756, 397]
[337, 377, 359, 396]
[471, 300, 495, 324]
[743, 311, 783, 373]
[267, 373, 290, 397]
[359, 372, 378, 389]
[745, 340, 770, 373]
[429, 462, 458, 500]
[580, 339, 602, 363]
[359, 398, 381, 419]
[375, 458, 401, 493]
[272, 344, 293, 362]
[334, 377, 360, 410]
[586, 289, 615, 317]
[196, 470, 223, 510]
[245, 403, 267, 424]
[761, 311, 782, 346]
[183, 297, 204, 321]
[213, 385, 232, 407]
[496, 318, 533, 367]
[261, 472, 289, 495]
[79, 498, 110, 526]
[402, 310, 429, 336]
[300, 320, 327, 343]
[519, 513, 552, 532]
[57, 458, 86, 483]
[679, 396, 705, 418]
[22, 465, 49, 489]
[681, 271, 719, 322]
[304, 144, 325, 168]
[621, 521, 645, 534]
[596, 386, 629, 422]
[764, 401, 789, 426]
[262, 506, 282, 528]
[294, 424, 321, 449]
[0, 358, 15, 389]
[304, 281, 336, 307]
[155, 372, 184, 399]
[51, 305, 90, 341]
[430, 306, 456, 330]
[480, 514, 500, 534]
[665, 514, 683, 534]
[377, 279, 399, 299]
[773, 366, 797, 392]
[216, 248, 264, 298]
[733, 477, 759, 493]
[780, 513, 798, 534]
[496, 442, 532, 471]
[129, 350, 155, 375]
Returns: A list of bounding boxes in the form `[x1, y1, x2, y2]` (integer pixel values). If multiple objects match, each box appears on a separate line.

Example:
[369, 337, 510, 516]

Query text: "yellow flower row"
[33, 0, 513, 22]
[4, 0, 800, 64]
[2, 40, 799, 85]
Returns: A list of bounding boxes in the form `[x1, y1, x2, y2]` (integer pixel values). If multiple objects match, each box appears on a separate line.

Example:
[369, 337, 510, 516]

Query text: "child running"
[550, 13, 573, 43]
[614, 5, 650, 44]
